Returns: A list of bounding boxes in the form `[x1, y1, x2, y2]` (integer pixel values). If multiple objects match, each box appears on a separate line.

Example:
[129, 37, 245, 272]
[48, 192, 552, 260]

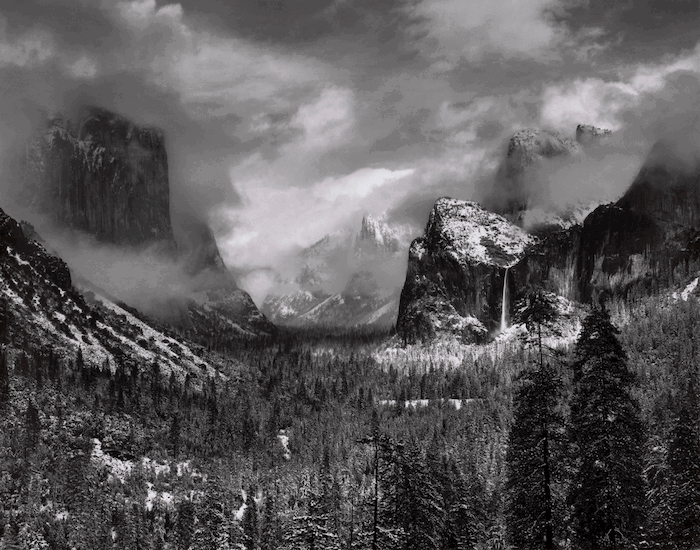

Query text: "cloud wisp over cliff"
[3, 1, 700, 302]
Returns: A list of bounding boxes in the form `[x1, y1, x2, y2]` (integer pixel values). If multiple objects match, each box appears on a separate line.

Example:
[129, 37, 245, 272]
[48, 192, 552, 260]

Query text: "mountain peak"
[357, 213, 401, 254]
[506, 128, 580, 170]
[575, 124, 612, 144]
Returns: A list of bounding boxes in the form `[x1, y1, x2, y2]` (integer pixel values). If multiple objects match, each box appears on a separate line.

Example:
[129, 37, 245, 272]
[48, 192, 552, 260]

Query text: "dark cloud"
[562, 0, 700, 63]
[177, 0, 416, 45]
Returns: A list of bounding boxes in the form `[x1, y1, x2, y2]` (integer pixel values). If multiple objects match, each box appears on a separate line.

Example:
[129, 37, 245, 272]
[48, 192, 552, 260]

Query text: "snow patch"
[431, 199, 535, 268]
[277, 429, 291, 460]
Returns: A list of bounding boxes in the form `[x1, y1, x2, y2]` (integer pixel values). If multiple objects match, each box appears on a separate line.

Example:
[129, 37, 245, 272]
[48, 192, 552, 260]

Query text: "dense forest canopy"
[1, 286, 700, 549]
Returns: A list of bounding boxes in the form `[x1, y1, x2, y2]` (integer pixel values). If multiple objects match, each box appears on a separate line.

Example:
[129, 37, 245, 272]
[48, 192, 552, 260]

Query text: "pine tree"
[0, 521, 20, 550]
[506, 288, 564, 549]
[175, 500, 195, 550]
[568, 307, 646, 549]
[192, 474, 232, 550]
[24, 398, 41, 455]
[259, 490, 281, 550]
[242, 486, 259, 550]
[281, 495, 341, 550]
[170, 413, 181, 458]
[0, 348, 9, 411]
[382, 442, 444, 550]
[666, 375, 700, 549]
[505, 362, 564, 549]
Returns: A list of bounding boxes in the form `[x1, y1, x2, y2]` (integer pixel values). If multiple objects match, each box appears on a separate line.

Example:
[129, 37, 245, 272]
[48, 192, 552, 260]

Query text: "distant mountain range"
[262, 214, 416, 327]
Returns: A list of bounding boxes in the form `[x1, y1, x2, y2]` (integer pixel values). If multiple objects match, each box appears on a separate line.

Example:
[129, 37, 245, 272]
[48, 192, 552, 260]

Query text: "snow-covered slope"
[0, 206, 238, 385]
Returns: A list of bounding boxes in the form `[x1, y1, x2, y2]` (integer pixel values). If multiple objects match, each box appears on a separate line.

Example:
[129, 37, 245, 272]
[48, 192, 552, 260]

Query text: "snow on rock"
[378, 293, 583, 370]
[277, 429, 291, 460]
[684, 278, 699, 300]
[92, 439, 201, 487]
[429, 198, 535, 268]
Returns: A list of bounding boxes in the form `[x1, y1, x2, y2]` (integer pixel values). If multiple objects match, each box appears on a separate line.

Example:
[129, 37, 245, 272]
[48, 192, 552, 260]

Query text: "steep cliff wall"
[397, 199, 534, 343]
[397, 134, 700, 343]
[21, 108, 176, 251]
[19, 108, 275, 337]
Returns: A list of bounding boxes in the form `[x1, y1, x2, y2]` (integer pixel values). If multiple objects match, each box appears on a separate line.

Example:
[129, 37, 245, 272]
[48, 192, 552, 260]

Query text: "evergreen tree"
[568, 307, 646, 549]
[192, 475, 232, 550]
[259, 490, 281, 550]
[0, 348, 9, 411]
[242, 487, 259, 550]
[281, 495, 341, 550]
[24, 398, 41, 455]
[170, 413, 181, 458]
[382, 442, 444, 550]
[175, 500, 195, 550]
[505, 362, 564, 549]
[506, 288, 564, 549]
[666, 375, 700, 549]
[0, 521, 20, 550]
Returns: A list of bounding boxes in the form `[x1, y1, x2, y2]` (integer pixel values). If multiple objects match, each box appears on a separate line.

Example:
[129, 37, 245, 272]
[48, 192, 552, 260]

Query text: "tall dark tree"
[382, 442, 444, 550]
[505, 362, 564, 549]
[0, 348, 9, 411]
[259, 489, 281, 550]
[568, 307, 646, 549]
[175, 500, 195, 550]
[666, 375, 700, 549]
[24, 398, 41, 455]
[505, 288, 564, 549]
[242, 486, 259, 550]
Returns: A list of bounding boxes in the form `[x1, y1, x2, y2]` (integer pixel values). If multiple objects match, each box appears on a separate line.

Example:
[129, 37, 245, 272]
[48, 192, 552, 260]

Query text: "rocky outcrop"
[356, 214, 401, 256]
[397, 199, 534, 343]
[486, 125, 614, 225]
[617, 140, 700, 232]
[0, 208, 72, 291]
[21, 108, 176, 252]
[576, 124, 612, 144]
[398, 136, 700, 343]
[487, 128, 580, 216]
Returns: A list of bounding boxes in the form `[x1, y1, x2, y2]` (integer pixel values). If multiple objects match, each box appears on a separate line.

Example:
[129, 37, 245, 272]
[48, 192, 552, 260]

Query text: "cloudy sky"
[2, 0, 700, 300]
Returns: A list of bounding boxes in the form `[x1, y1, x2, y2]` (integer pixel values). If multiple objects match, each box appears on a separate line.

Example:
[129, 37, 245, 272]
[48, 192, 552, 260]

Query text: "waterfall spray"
[501, 267, 510, 332]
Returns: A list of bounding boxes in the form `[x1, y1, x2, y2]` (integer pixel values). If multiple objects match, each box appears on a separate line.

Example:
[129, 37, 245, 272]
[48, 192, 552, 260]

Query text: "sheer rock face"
[397, 137, 700, 343]
[19, 107, 275, 336]
[397, 199, 534, 343]
[575, 124, 612, 144]
[488, 125, 613, 223]
[488, 128, 580, 216]
[618, 140, 700, 232]
[21, 108, 176, 252]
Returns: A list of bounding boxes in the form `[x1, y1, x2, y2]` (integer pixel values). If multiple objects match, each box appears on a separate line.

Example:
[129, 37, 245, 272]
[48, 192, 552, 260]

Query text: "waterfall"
[501, 267, 510, 332]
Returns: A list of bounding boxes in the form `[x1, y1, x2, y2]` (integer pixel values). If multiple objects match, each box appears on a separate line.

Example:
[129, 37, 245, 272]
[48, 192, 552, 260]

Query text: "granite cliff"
[21, 108, 176, 252]
[397, 126, 700, 343]
[18, 107, 274, 337]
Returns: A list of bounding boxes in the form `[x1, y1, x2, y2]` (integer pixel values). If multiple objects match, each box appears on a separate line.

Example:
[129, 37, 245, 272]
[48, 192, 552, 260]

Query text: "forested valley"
[0, 286, 699, 550]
